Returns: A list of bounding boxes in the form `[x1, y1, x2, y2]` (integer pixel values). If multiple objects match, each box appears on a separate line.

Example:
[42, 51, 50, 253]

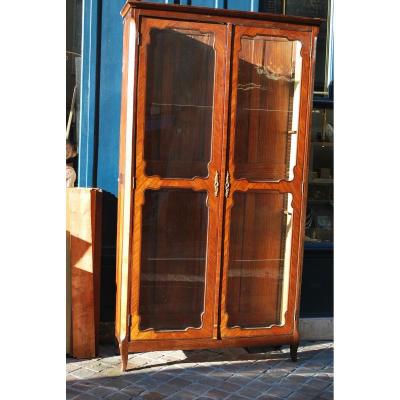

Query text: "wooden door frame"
[219, 24, 316, 338]
[129, 16, 228, 341]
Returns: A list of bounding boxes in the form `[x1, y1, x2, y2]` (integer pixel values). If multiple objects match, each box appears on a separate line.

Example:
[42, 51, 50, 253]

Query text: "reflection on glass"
[139, 189, 208, 331]
[234, 36, 302, 181]
[226, 191, 293, 328]
[144, 28, 215, 179]
[258, 0, 330, 93]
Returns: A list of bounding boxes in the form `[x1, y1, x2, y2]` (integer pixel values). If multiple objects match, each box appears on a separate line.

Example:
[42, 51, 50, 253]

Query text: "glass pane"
[259, 0, 283, 14]
[286, 0, 329, 93]
[306, 107, 333, 244]
[234, 36, 302, 181]
[226, 191, 293, 328]
[144, 28, 215, 179]
[139, 189, 208, 331]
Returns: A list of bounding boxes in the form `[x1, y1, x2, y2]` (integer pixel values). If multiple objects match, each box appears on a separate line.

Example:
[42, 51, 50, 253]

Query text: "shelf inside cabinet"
[304, 241, 333, 250]
[311, 141, 333, 147]
[308, 199, 333, 204]
[309, 179, 333, 184]
[150, 102, 212, 109]
[240, 108, 293, 113]
[313, 97, 333, 109]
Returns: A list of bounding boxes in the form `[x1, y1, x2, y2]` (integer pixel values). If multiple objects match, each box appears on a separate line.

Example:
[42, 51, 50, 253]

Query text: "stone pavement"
[66, 341, 333, 400]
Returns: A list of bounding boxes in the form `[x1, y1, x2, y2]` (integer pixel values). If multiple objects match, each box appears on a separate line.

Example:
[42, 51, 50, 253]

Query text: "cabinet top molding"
[121, 0, 323, 27]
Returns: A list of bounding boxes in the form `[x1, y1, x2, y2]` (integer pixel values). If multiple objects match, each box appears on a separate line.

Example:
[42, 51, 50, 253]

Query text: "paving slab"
[67, 341, 333, 400]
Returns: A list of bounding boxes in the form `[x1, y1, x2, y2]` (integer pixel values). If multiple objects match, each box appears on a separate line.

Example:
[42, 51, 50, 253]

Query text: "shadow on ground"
[67, 341, 333, 400]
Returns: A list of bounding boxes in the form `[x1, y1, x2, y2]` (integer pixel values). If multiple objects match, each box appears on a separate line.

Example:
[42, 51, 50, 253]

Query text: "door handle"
[214, 171, 220, 197]
[224, 171, 230, 198]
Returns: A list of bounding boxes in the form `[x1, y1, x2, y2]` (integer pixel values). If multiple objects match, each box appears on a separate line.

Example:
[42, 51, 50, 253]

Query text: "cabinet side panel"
[293, 26, 320, 334]
[115, 12, 137, 344]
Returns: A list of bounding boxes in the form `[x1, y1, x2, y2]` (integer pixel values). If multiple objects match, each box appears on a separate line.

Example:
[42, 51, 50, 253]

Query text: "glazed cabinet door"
[130, 18, 226, 340]
[220, 25, 313, 338]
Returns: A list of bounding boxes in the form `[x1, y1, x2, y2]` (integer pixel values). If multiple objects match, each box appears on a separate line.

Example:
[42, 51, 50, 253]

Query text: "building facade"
[67, 0, 333, 336]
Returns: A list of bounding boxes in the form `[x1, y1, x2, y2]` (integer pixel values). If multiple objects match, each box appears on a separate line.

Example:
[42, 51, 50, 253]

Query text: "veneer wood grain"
[116, 0, 320, 371]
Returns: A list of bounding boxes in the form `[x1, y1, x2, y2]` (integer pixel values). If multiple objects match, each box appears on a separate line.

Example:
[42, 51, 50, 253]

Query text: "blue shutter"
[95, 0, 125, 194]
[78, 0, 100, 187]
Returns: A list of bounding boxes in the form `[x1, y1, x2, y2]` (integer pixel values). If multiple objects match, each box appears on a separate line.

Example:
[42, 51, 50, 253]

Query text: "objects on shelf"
[307, 105, 333, 243]
[66, 140, 78, 188]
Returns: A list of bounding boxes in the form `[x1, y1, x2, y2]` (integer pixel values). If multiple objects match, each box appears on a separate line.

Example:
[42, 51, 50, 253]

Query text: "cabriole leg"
[119, 341, 128, 372]
[290, 343, 299, 362]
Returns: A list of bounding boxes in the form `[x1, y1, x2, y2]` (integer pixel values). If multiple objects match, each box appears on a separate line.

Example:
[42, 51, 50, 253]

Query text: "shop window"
[306, 106, 333, 246]
[259, 0, 332, 95]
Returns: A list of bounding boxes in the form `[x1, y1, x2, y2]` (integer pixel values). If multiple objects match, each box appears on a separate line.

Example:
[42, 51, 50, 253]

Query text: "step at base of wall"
[100, 318, 334, 344]
[299, 317, 333, 341]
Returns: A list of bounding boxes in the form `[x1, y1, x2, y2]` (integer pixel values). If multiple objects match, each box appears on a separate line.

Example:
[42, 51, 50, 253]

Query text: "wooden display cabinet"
[116, 0, 320, 371]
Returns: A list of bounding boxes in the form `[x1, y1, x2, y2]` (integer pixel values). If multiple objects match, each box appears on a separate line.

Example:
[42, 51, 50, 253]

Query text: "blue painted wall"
[79, 0, 259, 196]
[78, 0, 100, 188]
[96, 0, 126, 195]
